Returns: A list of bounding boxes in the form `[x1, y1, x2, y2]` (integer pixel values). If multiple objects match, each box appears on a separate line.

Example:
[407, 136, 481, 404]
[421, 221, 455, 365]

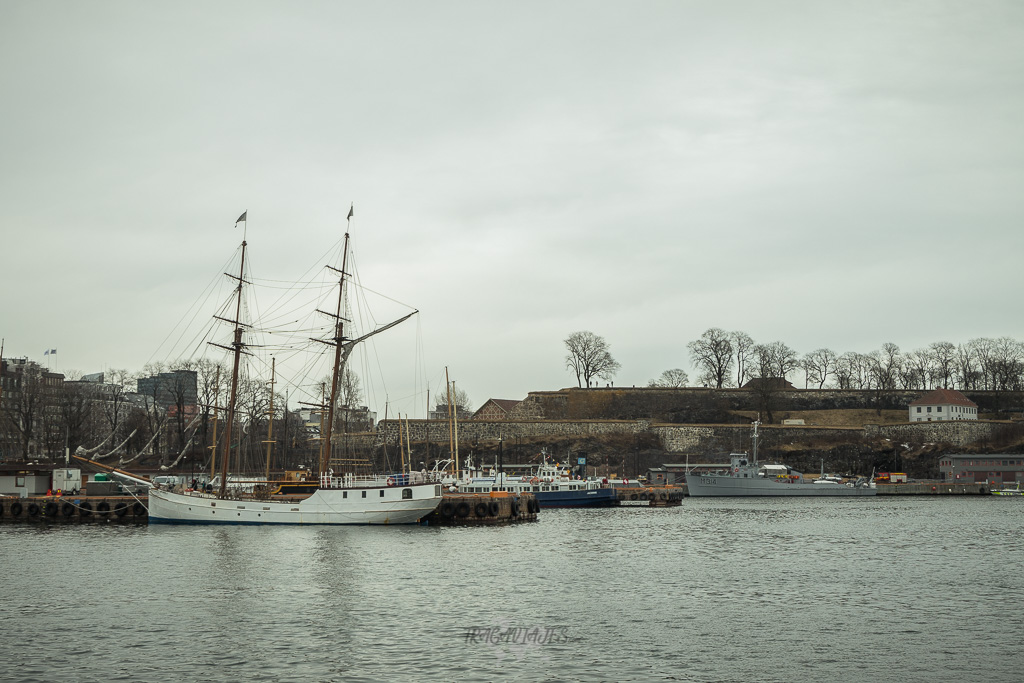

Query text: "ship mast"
[215, 240, 248, 498]
[263, 356, 276, 484]
[319, 221, 352, 477]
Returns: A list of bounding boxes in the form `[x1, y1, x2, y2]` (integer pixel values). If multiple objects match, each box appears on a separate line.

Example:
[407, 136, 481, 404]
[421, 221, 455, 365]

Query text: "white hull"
[148, 484, 442, 525]
[686, 474, 876, 497]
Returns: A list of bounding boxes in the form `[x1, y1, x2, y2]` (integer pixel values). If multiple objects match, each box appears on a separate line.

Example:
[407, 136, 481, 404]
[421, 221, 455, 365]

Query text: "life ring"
[489, 501, 500, 516]
[132, 502, 146, 517]
[386, 477, 395, 487]
[79, 501, 93, 517]
[734, 468, 739, 474]
[97, 501, 111, 516]
[474, 503, 488, 517]
[455, 502, 471, 518]
[440, 502, 455, 518]
[44, 502, 58, 517]
[61, 502, 75, 517]
[114, 502, 128, 518]
[28, 503, 41, 517]
[530, 477, 540, 485]
[10, 502, 22, 517]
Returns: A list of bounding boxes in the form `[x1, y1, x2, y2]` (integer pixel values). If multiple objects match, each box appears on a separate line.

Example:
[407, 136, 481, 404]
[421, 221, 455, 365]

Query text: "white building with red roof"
[908, 388, 978, 422]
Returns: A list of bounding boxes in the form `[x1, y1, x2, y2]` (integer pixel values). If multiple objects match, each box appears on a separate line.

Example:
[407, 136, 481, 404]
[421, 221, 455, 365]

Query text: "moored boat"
[148, 209, 441, 524]
[449, 453, 616, 508]
[149, 474, 441, 525]
[685, 422, 876, 497]
[991, 483, 1024, 496]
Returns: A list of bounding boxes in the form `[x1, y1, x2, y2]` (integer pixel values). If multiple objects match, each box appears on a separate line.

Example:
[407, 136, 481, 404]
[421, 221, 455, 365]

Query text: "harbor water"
[2, 497, 1022, 682]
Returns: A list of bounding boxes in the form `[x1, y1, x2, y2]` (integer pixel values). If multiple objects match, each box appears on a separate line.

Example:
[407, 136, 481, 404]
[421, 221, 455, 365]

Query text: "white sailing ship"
[149, 210, 441, 525]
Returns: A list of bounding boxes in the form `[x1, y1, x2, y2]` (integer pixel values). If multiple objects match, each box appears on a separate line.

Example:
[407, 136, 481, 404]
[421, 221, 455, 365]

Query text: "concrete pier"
[876, 483, 991, 495]
[426, 491, 538, 525]
[614, 486, 685, 506]
[0, 495, 148, 523]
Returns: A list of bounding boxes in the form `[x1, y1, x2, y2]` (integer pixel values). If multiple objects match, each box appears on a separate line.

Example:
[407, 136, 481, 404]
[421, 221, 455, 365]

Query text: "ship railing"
[319, 471, 441, 489]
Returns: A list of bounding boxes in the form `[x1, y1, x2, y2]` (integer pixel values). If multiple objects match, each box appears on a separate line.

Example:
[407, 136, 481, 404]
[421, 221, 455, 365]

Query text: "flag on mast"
[347, 204, 354, 221]
[235, 210, 247, 227]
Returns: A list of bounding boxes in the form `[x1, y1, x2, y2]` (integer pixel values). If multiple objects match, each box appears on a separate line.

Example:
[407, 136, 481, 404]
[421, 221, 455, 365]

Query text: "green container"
[94, 473, 109, 482]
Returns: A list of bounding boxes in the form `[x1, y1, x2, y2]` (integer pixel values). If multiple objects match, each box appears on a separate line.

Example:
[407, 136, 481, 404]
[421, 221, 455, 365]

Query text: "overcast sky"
[2, 1, 1023, 417]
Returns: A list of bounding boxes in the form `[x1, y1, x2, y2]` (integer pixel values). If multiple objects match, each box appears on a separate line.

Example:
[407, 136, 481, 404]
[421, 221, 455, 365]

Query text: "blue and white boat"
[449, 454, 616, 509]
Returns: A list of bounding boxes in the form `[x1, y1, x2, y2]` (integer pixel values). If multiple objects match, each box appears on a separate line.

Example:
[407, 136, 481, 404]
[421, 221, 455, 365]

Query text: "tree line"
[687, 328, 1024, 392]
[565, 328, 1024, 393]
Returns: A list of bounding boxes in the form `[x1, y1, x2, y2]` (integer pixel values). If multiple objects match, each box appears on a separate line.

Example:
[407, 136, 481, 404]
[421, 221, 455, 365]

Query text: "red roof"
[909, 388, 977, 408]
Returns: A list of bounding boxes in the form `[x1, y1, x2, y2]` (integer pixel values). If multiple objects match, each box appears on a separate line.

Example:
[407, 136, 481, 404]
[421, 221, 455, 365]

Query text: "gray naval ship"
[684, 422, 876, 497]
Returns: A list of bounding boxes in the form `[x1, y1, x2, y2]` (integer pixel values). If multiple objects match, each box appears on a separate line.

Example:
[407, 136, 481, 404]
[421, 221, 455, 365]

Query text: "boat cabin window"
[343, 491, 348, 498]
[380, 490, 385, 497]
[362, 491, 367, 498]
[402, 488, 412, 499]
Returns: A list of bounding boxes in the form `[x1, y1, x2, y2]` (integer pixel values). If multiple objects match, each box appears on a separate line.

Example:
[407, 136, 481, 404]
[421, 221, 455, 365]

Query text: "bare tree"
[955, 342, 980, 389]
[565, 331, 621, 388]
[3, 362, 44, 458]
[990, 337, 1024, 391]
[869, 343, 902, 390]
[802, 348, 838, 389]
[901, 348, 933, 390]
[339, 367, 362, 408]
[648, 368, 689, 387]
[103, 368, 133, 440]
[687, 328, 734, 388]
[195, 358, 225, 460]
[434, 385, 473, 415]
[755, 341, 799, 381]
[929, 341, 956, 388]
[730, 331, 756, 387]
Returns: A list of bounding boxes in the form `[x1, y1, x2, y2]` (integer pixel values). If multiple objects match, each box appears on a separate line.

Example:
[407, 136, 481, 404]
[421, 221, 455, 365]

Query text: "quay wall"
[865, 421, 1009, 447]
[0, 496, 148, 523]
[377, 419, 649, 446]
[876, 483, 990, 495]
[651, 424, 861, 453]
[373, 418, 1010, 455]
